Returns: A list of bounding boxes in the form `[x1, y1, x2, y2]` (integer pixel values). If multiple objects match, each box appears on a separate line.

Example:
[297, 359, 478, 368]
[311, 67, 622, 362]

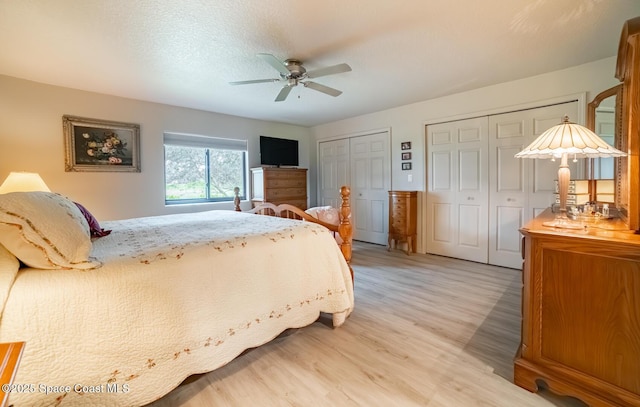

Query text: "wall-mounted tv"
[259, 136, 299, 167]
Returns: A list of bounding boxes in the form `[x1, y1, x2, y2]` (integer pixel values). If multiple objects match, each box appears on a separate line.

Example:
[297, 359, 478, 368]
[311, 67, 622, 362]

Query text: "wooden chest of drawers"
[388, 190, 417, 254]
[251, 167, 308, 209]
[515, 209, 640, 406]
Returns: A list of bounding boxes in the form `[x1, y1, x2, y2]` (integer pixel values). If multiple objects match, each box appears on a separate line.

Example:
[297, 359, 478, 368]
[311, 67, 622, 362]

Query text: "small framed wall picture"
[401, 141, 411, 150]
[402, 162, 412, 171]
[401, 152, 411, 160]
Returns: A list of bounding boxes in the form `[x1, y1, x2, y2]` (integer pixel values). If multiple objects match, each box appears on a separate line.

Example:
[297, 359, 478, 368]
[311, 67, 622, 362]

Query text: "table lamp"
[515, 115, 626, 228]
[0, 172, 51, 194]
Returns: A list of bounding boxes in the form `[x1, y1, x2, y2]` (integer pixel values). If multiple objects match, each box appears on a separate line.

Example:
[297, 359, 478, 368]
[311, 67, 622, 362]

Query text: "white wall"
[0, 75, 312, 220]
[310, 56, 621, 251]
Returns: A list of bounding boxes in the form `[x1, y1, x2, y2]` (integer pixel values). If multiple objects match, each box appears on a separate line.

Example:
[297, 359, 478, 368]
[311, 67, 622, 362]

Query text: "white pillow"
[0, 192, 99, 269]
[316, 207, 340, 225]
[305, 206, 346, 244]
[305, 206, 333, 219]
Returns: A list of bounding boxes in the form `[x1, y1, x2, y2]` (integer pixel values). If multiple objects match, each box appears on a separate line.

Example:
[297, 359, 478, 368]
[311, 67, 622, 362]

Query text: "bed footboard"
[235, 186, 353, 282]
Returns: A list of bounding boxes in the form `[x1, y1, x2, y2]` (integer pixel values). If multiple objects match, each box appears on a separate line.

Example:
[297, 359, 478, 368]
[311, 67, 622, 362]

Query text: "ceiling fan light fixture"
[284, 59, 306, 78]
[229, 53, 351, 102]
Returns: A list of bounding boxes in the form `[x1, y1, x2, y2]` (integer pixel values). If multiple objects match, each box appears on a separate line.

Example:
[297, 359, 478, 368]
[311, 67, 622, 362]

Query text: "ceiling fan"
[229, 53, 351, 102]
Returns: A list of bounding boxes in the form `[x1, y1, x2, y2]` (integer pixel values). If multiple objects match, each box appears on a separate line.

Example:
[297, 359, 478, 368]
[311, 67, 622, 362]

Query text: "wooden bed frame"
[234, 186, 353, 281]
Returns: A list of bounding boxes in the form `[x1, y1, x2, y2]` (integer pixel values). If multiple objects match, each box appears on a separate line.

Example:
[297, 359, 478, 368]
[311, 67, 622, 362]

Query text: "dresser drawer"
[264, 170, 306, 180]
[267, 187, 306, 199]
[391, 203, 406, 216]
[265, 177, 306, 188]
[392, 199, 406, 208]
[390, 219, 407, 234]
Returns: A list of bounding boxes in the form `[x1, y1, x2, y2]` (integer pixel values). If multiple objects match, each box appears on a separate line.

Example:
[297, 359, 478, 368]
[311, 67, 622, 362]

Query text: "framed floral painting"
[63, 115, 141, 172]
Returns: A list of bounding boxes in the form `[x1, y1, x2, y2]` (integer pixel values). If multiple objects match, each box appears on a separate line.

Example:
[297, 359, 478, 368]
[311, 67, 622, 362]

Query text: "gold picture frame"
[63, 115, 141, 172]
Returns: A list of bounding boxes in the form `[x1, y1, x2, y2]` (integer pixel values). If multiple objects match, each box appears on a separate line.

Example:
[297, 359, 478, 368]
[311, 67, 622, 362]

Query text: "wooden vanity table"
[515, 210, 640, 406]
[514, 16, 640, 406]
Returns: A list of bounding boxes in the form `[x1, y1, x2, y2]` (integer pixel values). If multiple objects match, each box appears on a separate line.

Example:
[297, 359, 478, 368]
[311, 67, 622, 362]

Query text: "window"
[164, 133, 247, 204]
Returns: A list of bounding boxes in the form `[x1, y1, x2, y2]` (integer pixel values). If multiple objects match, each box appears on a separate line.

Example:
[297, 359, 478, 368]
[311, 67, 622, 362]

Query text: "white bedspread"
[0, 210, 353, 406]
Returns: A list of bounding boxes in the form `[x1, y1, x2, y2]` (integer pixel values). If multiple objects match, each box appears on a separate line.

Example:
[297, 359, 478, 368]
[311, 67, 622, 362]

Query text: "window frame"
[163, 133, 248, 205]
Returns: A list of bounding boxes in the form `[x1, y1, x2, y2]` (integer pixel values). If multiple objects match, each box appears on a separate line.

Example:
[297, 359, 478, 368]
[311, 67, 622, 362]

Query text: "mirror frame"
[586, 84, 624, 209]
[614, 16, 640, 230]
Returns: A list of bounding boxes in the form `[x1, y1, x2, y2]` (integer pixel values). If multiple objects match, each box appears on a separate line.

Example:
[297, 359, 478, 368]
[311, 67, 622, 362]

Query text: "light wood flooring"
[149, 242, 587, 407]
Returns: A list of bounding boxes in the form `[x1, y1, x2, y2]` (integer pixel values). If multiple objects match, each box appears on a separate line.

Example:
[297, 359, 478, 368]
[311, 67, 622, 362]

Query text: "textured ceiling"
[1, 0, 638, 127]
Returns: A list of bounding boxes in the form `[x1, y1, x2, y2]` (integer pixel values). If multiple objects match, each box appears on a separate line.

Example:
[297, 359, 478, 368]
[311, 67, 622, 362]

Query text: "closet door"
[488, 101, 579, 268]
[318, 138, 350, 207]
[350, 132, 391, 245]
[426, 117, 489, 263]
[318, 132, 391, 245]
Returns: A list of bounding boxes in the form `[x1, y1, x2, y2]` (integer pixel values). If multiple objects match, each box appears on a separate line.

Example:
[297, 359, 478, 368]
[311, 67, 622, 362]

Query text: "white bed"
[0, 191, 353, 406]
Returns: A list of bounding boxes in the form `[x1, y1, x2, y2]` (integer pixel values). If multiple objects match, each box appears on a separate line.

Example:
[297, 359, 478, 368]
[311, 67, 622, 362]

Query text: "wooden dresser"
[387, 190, 417, 254]
[515, 209, 640, 406]
[513, 17, 640, 406]
[250, 167, 307, 210]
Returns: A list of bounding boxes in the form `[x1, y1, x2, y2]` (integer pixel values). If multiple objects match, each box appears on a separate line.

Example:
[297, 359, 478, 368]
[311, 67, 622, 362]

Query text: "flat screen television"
[259, 136, 299, 167]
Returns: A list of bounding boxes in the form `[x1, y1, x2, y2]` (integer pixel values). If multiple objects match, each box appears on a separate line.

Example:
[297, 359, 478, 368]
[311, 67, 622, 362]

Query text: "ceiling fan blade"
[306, 63, 351, 79]
[275, 86, 293, 102]
[304, 81, 342, 97]
[229, 78, 279, 85]
[257, 53, 290, 76]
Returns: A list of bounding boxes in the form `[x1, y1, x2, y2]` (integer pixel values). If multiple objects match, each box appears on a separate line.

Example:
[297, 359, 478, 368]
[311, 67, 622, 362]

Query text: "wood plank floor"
[149, 242, 587, 407]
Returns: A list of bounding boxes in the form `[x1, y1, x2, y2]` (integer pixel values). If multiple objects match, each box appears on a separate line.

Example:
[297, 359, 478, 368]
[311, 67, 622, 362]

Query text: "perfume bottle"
[570, 206, 579, 217]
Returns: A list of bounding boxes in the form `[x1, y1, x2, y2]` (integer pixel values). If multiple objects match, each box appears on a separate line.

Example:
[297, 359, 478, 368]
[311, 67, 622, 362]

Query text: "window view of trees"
[209, 149, 245, 198]
[165, 146, 206, 199]
[165, 145, 245, 202]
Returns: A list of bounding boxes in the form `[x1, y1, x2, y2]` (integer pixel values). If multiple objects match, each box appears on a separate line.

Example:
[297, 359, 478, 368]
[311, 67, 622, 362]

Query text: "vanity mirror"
[587, 84, 622, 179]
[586, 84, 623, 207]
